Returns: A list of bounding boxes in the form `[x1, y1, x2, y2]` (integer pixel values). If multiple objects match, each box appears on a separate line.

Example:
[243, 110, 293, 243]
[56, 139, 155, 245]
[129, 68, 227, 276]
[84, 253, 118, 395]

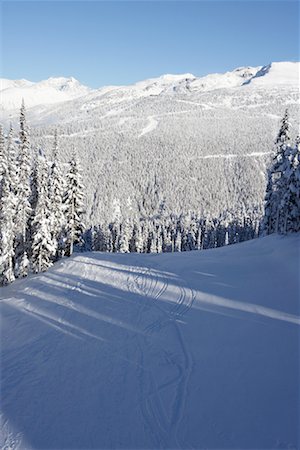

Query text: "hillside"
[1, 234, 299, 449]
[0, 62, 299, 224]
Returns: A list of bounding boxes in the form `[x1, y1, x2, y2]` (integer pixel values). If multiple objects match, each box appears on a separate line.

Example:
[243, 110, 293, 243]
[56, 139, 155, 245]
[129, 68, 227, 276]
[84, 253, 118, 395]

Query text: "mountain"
[244, 61, 299, 86]
[1, 62, 297, 114]
[0, 61, 299, 225]
[1, 233, 299, 449]
[0, 76, 91, 111]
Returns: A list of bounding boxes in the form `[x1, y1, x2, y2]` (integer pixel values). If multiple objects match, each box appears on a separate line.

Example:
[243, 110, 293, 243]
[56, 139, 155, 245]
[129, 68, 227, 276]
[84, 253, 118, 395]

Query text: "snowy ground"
[1, 234, 299, 449]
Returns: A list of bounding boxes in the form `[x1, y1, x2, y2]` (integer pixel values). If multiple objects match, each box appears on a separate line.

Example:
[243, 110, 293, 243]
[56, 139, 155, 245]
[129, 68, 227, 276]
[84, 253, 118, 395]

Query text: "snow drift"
[1, 233, 299, 449]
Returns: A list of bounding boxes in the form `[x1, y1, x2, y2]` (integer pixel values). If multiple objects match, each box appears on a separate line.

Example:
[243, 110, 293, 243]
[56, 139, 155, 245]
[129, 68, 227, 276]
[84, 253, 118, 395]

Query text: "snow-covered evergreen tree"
[0, 126, 16, 285]
[63, 155, 85, 256]
[6, 125, 19, 196]
[14, 101, 32, 277]
[118, 222, 130, 253]
[262, 112, 300, 235]
[0, 125, 5, 184]
[262, 110, 292, 235]
[48, 130, 65, 259]
[280, 138, 300, 233]
[31, 152, 57, 273]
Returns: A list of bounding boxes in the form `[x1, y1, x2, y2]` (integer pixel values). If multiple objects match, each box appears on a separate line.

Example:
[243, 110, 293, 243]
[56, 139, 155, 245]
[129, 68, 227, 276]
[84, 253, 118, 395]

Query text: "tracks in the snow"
[126, 264, 194, 448]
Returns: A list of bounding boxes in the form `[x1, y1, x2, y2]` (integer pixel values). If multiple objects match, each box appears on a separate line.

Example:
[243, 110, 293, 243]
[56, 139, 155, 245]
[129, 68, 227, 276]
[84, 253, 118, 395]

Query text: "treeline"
[85, 214, 260, 253]
[0, 102, 85, 286]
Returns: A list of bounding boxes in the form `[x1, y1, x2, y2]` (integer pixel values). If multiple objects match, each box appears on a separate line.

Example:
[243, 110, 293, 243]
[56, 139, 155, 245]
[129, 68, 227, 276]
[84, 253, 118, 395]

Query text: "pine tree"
[14, 101, 32, 277]
[48, 130, 65, 259]
[31, 153, 56, 273]
[6, 125, 19, 196]
[132, 222, 144, 253]
[174, 226, 182, 252]
[118, 222, 130, 253]
[63, 155, 85, 256]
[0, 126, 16, 285]
[262, 110, 291, 235]
[0, 125, 5, 185]
[281, 138, 300, 233]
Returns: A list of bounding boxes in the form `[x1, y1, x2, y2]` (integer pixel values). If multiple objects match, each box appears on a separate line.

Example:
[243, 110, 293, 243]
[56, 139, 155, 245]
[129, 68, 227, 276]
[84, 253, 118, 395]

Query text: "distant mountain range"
[0, 61, 298, 113]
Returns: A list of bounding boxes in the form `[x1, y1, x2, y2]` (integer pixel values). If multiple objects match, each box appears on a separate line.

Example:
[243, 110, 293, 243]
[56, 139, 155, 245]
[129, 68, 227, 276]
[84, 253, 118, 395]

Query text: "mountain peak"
[243, 61, 299, 86]
[0, 76, 91, 111]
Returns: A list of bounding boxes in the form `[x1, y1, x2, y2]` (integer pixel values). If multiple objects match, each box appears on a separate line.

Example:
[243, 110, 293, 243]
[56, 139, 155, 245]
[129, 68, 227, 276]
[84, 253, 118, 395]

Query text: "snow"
[1, 234, 299, 449]
[0, 60, 299, 226]
[191, 66, 260, 91]
[1, 61, 298, 115]
[243, 62, 300, 87]
[139, 116, 159, 137]
[0, 77, 91, 111]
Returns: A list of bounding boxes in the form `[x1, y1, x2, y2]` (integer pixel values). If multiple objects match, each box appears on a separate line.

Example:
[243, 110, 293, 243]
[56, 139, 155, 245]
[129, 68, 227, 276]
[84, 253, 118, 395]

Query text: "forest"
[0, 104, 299, 286]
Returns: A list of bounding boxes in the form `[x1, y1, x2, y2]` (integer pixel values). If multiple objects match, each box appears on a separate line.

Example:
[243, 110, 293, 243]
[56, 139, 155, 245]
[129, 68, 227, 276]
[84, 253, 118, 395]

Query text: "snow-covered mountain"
[1, 233, 299, 449]
[0, 76, 91, 110]
[0, 61, 299, 224]
[1, 61, 298, 113]
[243, 61, 299, 86]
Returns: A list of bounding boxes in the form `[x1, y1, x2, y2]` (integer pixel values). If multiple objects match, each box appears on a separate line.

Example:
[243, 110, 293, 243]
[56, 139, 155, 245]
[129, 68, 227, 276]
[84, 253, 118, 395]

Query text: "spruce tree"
[31, 152, 56, 273]
[63, 155, 85, 256]
[14, 101, 32, 277]
[281, 138, 300, 233]
[49, 130, 65, 259]
[262, 110, 291, 235]
[6, 125, 19, 196]
[0, 126, 16, 285]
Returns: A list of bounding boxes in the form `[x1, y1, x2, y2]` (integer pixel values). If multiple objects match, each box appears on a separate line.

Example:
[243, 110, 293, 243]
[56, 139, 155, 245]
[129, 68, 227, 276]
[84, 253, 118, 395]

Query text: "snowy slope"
[1, 234, 299, 449]
[244, 61, 300, 87]
[0, 77, 91, 111]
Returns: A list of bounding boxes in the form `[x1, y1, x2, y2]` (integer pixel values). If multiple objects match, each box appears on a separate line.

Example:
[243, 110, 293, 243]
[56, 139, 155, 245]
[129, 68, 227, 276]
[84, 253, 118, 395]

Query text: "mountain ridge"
[1, 61, 298, 112]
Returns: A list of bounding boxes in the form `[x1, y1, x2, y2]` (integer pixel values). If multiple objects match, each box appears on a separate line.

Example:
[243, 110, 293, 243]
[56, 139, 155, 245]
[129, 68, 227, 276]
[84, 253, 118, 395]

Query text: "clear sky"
[1, 0, 299, 88]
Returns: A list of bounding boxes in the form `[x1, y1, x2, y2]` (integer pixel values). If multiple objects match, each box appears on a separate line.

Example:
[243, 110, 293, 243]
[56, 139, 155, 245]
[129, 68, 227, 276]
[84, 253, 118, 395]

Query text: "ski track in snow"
[126, 265, 195, 448]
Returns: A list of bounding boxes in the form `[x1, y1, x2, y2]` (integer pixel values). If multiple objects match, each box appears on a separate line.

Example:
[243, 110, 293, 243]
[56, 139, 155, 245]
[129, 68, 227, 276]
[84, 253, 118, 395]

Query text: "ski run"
[1, 233, 299, 449]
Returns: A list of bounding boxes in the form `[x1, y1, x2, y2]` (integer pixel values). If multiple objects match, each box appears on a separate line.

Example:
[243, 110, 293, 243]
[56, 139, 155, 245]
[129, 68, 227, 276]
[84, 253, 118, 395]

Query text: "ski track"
[126, 263, 194, 448]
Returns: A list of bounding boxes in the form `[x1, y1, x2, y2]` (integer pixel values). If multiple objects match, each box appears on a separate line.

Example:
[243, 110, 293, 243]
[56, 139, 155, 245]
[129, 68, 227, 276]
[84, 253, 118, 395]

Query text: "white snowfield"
[1, 234, 299, 449]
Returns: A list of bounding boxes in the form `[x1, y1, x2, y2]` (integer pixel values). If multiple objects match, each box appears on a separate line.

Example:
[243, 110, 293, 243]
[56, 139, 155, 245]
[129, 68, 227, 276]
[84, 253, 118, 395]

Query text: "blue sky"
[1, 1, 299, 87]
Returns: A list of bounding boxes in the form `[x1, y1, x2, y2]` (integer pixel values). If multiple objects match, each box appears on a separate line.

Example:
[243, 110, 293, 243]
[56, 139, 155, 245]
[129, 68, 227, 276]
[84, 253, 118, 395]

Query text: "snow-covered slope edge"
[1, 234, 299, 449]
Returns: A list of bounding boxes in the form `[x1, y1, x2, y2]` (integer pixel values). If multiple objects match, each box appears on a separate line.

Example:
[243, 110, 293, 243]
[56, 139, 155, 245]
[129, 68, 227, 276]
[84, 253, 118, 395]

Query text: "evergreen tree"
[64, 155, 85, 256]
[6, 125, 19, 196]
[262, 110, 291, 235]
[118, 222, 130, 253]
[49, 130, 65, 259]
[0, 126, 16, 285]
[31, 152, 56, 273]
[0, 125, 5, 184]
[281, 138, 300, 233]
[14, 101, 32, 277]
